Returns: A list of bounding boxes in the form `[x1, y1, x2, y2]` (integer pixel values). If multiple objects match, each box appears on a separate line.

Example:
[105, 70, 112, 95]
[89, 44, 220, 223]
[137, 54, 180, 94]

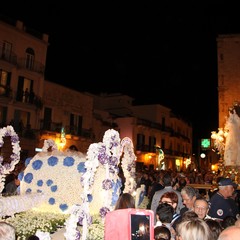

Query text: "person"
[160, 191, 181, 228]
[4, 174, 20, 195]
[176, 218, 211, 240]
[0, 221, 16, 240]
[154, 225, 171, 240]
[193, 197, 210, 220]
[151, 172, 184, 218]
[221, 215, 237, 229]
[147, 172, 164, 209]
[155, 202, 176, 240]
[180, 185, 200, 215]
[204, 219, 222, 240]
[217, 225, 240, 240]
[208, 178, 239, 220]
[114, 192, 135, 210]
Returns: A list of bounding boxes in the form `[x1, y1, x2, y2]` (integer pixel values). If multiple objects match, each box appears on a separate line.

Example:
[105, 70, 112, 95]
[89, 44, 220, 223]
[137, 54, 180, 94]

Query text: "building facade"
[0, 16, 193, 171]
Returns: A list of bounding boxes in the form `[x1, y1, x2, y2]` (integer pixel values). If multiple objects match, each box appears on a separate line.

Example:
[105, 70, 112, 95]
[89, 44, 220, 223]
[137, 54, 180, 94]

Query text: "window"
[25, 48, 35, 70]
[136, 134, 145, 150]
[70, 114, 82, 135]
[2, 41, 12, 60]
[0, 70, 11, 96]
[16, 76, 33, 102]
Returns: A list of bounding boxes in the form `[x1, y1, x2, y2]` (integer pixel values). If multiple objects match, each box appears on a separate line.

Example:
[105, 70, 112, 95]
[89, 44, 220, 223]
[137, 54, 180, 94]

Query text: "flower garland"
[65, 129, 123, 240]
[0, 125, 21, 193]
[120, 137, 137, 194]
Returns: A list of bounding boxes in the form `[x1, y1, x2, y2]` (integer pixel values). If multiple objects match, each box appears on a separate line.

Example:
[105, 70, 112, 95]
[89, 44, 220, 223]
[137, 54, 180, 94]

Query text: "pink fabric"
[104, 208, 154, 240]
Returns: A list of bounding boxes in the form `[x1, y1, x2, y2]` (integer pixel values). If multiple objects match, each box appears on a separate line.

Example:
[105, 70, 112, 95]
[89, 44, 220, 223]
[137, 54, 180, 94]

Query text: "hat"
[218, 178, 238, 188]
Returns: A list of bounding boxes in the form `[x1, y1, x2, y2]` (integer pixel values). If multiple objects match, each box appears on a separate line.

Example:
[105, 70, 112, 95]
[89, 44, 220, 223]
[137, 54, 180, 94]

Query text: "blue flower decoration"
[37, 180, 43, 186]
[25, 157, 32, 166]
[87, 194, 93, 202]
[51, 185, 58, 192]
[138, 190, 145, 206]
[26, 188, 32, 193]
[77, 162, 86, 173]
[37, 189, 42, 193]
[111, 179, 122, 205]
[46, 179, 53, 186]
[32, 160, 43, 170]
[18, 172, 24, 181]
[60, 204, 68, 211]
[49, 198, 55, 205]
[48, 156, 58, 166]
[24, 173, 33, 184]
[63, 157, 74, 167]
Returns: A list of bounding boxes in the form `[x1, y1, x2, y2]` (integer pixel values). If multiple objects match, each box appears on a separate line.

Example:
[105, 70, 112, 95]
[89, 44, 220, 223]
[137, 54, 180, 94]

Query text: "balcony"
[18, 58, 45, 74]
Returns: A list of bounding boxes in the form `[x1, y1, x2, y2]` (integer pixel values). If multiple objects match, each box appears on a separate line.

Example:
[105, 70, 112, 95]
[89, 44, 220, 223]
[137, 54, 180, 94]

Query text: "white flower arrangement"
[65, 129, 137, 240]
[0, 125, 21, 193]
[121, 137, 137, 194]
[0, 192, 46, 217]
[4, 210, 68, 240]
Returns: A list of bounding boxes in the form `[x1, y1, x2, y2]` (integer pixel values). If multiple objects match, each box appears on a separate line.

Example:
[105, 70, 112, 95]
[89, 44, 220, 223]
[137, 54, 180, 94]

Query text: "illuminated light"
[200, 153, 206, 158]
[176, 159, 180, 166]
[35, 148, 42, 152]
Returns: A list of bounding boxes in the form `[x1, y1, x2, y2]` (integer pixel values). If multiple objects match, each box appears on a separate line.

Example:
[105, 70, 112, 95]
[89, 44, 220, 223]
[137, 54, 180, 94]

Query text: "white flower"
[0, 125, 21, 193]
[35, 230, 51, 240]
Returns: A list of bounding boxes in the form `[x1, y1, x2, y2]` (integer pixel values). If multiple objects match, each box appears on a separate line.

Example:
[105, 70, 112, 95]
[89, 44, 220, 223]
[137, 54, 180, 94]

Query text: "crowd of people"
[115, 169, 240, 240]
[2, 167, 240, 239]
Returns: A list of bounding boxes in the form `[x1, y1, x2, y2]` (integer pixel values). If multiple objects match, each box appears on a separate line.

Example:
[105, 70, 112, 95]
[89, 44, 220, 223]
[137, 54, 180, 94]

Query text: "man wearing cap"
[208, 178, 239, 220]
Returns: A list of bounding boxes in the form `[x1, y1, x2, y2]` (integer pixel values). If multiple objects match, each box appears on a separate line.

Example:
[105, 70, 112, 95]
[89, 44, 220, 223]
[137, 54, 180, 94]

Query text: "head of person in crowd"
[176, 218, 211, 240]
[156, 202, 174, 225]
[0, 221, 16, 240]
[204, 219, 222, 240]
[114, 192, 135, 210]
[193, 197, 210, 219]
[160, 191, 178, 212]
[154, 225, 171, 240]
[181, 185, 200, 212]
[162, 172, 172, 187]
[181, 210, 198, 222]
[218, 225, 240, 240]
[221, 215, 237, 229]
[218, 178, 237, 198]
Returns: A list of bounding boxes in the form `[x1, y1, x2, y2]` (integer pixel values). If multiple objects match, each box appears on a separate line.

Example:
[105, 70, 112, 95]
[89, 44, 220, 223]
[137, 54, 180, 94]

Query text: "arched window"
[25, 48, 35, 70]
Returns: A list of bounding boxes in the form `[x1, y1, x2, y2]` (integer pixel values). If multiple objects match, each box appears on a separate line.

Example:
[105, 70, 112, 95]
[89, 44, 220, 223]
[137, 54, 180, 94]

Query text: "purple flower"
[102, 179, 113, 190]
[99, 207, 110, 218]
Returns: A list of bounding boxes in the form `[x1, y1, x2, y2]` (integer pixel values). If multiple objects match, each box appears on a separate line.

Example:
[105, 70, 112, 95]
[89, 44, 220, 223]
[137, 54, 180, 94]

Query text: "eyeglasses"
[159, 201, 173, 205]
[194, 206, 208, 210]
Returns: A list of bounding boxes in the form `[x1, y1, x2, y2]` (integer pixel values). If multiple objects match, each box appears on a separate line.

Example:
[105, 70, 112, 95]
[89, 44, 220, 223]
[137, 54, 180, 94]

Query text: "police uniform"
[208, 178, 239, 220]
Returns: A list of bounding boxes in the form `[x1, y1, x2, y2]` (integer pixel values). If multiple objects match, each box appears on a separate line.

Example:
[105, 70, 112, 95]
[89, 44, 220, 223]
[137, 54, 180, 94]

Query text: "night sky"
[1, 1, 240, 152]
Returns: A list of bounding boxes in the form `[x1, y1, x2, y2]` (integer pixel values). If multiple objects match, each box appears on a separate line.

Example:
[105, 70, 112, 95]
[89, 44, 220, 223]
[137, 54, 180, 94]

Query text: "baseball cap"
[218, 178, 238, 188]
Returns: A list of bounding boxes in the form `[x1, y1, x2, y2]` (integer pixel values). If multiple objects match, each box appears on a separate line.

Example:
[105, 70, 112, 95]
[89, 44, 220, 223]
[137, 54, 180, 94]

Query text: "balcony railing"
[0, 46, 17, 65]
[18, 58, 45, 74]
